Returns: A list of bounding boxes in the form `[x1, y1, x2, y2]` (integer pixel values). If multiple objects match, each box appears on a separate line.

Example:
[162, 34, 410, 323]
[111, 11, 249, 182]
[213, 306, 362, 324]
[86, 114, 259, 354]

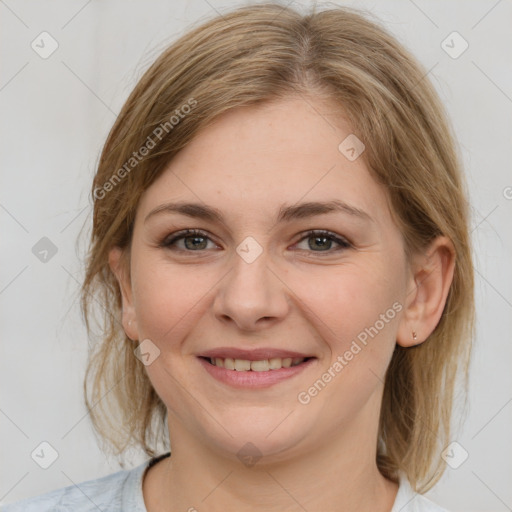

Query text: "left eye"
[294, 230, 351, 253]
[160, 229, 351, 254]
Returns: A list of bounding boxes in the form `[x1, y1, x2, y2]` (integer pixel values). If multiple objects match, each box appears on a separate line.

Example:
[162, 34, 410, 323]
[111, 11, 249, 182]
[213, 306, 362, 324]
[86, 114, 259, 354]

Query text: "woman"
[3, 2, 474, 511]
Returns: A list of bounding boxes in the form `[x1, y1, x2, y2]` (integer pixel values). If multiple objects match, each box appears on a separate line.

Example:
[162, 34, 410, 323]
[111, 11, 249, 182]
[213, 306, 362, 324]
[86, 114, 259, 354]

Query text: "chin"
[196, 407, 315, 464]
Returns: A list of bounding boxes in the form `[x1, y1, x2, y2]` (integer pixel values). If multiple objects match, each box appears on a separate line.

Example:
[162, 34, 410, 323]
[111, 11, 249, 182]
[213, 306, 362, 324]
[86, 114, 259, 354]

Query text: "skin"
[110, 95, 455, 512]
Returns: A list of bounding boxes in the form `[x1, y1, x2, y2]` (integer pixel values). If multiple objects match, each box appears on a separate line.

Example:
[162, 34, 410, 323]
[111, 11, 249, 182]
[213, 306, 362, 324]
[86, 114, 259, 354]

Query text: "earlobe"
[108, 247, 138, 341]
[396, 236, 455, 348]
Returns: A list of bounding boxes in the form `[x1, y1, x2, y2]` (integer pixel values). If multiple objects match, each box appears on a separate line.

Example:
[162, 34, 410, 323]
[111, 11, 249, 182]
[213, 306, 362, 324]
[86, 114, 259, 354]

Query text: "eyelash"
[160, 229, 352, 256]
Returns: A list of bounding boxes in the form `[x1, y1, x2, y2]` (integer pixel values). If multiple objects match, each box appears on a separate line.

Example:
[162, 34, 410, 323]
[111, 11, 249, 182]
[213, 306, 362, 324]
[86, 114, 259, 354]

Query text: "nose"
[212, 248, 290, 332]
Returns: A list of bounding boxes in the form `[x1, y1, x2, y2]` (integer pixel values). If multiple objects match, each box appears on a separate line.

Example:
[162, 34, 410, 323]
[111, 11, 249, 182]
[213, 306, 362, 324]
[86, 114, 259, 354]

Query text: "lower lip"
[198, 357, 316, 389]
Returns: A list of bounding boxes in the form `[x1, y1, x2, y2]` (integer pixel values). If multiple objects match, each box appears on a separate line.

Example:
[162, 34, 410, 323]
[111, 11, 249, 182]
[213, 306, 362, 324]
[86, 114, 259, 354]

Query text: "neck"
[143, 408, 398, 512]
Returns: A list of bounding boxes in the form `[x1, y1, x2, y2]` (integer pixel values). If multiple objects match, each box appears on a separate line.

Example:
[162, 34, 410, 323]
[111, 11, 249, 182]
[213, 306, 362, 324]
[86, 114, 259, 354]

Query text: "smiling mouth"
[200, 356, 314, 371]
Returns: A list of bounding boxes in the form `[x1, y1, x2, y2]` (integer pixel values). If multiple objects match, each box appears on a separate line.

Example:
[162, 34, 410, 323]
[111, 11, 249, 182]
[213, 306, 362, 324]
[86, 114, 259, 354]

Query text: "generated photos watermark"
[297, 301, 403, 405]
[93, 98, 198, 200]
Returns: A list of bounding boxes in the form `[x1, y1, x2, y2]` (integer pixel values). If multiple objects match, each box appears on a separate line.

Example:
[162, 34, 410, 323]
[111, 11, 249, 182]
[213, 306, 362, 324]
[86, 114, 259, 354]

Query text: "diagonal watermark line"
[396, 495, 416, 512]
[161, 266, 233, 339]
[265, 470, 310, 511]
[60, 293, 82, 331]
[475, 268, 512, 308]
[268, 0, 296, 24]
[471, 471, 512, 511]
[0, 0, 29, 28]
[380, 62, 439, 120]
[267, 261, 434, 360]
[292, 265, 439, 404]
[0, 265, 28, 295]
[60, 266, 81, 284]
[60, 205, 90, 233]
[122, 193, 289, 439]
[200, 0, 225, 19]
[61, 471, 104, 511]
[265, 410, 294, 438]
[170, 170, 245, 254]
[0, 408, 29, 439]
[61, 373, 126, 439]
[61, 0, 92, 29]
[270, 256, 432, 346]
[60, 264, 124, 331]
[467, 201, 500, 239]
[265, 264, 341, 340]
[409, 61, 439, 92]
[368, 365, 447, 447]
[374, 365, 444, 447]
[407, 0, 439, 28]
[472, 0, 503, 29]
[229, 5, 345, 138]
[0, 62, 29, 92]
[61, 61, 118, 116]
[290, 89, 341, 134]
[0, 203, 29, 232]
[368, 367, 385, 384]
[472, 61, 512, 104]
[264, 165, 337, 236]
[472, 397, 512, 439]
[201, 470, 234, 502]
[471, 204, 499, 233]
[161, 365, 234, 438]
[0, 472, 29, 502]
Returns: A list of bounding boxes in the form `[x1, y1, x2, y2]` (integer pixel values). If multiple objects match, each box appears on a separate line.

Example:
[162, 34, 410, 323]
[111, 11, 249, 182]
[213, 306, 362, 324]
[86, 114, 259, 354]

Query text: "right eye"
[160, 229, 220, 252]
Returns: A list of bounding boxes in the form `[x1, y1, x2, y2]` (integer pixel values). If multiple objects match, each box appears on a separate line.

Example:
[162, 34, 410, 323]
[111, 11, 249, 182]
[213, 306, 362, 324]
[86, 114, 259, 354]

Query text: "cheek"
[292, 259, 404, 351]
[130, 251, 217, 346]
[293, 263, 404, 420]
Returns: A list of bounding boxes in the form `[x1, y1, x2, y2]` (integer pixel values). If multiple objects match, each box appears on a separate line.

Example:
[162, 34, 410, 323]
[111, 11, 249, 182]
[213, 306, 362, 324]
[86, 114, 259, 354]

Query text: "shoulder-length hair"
[82, 2, 474, 492]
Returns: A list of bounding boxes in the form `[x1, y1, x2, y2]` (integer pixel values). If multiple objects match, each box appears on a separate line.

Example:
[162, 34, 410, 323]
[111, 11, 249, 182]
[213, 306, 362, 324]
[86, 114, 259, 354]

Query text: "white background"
[1, 1, 511, 510]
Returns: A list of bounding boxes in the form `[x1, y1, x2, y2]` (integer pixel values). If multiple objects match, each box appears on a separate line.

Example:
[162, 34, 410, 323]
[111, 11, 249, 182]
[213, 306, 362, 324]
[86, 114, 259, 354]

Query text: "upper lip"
[198, 347, 314, 361]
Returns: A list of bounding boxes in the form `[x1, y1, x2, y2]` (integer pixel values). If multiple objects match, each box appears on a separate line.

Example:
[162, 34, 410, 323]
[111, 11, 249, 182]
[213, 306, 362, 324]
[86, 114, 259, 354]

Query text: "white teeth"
[234, 359, 251, 371]
[209, 356, 306, 371]
[250, 360, 269, 372]
[224, 358, 235, 370]
[269, 357, 282, 370]
[282, 358, 292, 368]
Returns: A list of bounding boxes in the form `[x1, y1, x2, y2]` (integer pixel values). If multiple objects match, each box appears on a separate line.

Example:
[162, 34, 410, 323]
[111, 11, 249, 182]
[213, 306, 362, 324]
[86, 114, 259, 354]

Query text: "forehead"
[138, 96, 391, 226]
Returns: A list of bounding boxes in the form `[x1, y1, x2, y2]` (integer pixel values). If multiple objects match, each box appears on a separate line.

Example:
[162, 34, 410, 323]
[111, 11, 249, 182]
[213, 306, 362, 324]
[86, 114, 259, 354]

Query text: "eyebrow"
[144, 199, 373, 224]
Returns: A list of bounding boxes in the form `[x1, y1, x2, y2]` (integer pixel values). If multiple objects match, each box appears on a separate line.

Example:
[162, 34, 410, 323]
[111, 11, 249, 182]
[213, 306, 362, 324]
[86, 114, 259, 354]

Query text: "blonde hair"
[82, 2, 474, 491]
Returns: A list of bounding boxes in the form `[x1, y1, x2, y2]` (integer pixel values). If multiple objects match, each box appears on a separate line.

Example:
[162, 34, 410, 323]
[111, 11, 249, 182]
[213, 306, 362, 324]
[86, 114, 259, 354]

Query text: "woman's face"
[115, 96, 414, 462]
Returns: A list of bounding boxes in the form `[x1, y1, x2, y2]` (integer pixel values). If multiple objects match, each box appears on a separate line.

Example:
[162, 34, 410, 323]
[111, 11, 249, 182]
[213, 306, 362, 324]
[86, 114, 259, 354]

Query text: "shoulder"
[1, 461, 148, 512]
[392, 477, 450, 512]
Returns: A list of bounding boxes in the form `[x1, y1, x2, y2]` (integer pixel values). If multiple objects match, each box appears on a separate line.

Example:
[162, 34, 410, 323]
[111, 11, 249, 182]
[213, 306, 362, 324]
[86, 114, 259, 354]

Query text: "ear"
[397, 236, 455, 347]
[109, 246, 139, 341]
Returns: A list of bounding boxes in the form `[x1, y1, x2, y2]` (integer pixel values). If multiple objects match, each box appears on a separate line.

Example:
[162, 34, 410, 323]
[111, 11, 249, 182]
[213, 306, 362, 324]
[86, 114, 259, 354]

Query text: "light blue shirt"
[1, 459, 148, 512]
[2, 454, 448, 511]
